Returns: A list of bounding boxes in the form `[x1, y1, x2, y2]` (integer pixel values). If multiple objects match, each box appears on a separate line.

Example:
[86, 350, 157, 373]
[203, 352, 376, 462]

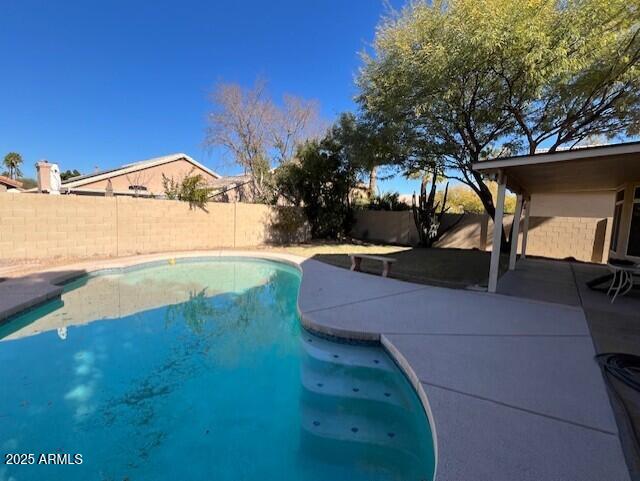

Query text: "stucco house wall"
[528, 191, 614, 218]
[76, 158, 216, 196]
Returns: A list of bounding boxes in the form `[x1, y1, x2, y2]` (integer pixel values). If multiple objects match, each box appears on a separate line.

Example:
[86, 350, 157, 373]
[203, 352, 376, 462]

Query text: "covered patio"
[473, 141, 640, 294]
[498, 257, 639, 310]
[474, 144, 640, 478]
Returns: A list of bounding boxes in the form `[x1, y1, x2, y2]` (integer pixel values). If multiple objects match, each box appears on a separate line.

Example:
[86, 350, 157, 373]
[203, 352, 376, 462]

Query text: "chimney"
[36, 160, 52, 193]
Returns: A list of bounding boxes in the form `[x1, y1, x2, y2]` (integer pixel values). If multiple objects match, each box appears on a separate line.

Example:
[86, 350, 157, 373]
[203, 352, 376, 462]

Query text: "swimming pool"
[0, 258, 435, 481]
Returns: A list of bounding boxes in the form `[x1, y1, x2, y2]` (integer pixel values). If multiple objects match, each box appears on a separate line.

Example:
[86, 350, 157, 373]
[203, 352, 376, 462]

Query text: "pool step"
[299, 402, 424, 457]
[300, 360, 412, 410]
[299, 385, 422, 445]
[297, 426, 430, 480]
[300, 335, 396, 372]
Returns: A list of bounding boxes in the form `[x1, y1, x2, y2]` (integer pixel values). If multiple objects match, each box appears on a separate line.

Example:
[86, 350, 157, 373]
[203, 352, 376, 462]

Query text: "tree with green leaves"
[276, 127, 359, 239]
[60, 169, 81, 181]
[436, 183, 516, 214]
[367, 191, 410, 211]
[329, 112, 405, 197]
[358, 0, 640, 245]
[17, 177, 37, 189]
[162, 169, 213, 209]
[3, 152, 23, 179]
[486, 0, 640, 153]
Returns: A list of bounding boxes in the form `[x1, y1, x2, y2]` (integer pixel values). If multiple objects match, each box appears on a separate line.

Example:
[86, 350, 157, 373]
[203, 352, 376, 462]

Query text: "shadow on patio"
[311, 246, 509, 289]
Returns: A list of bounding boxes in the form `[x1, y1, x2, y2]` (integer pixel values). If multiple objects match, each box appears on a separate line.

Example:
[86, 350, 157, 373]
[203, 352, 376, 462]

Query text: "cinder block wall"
[351, 211, 514, 251]
[115, 197, 236, 255]
[0, 194, 118, 259]
[524, 216, 610, 263]
[0, 193, 308, 260]
[435, 213, 515, 251]
[234, 203, 274, 247]
[351, 209, 610, 263]
[351, 210, 420, 245]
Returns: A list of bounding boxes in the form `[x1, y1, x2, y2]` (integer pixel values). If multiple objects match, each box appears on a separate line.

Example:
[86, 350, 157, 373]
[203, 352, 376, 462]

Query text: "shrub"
[269, 206, 309, 244]
[162, 169, 213, 209]
[276, 138, 357, 239]
[367, 191, 410, 211]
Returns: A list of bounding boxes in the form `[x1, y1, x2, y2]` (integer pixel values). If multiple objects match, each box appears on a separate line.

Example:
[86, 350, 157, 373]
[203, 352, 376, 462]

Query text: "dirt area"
[1, 242, 505, 288]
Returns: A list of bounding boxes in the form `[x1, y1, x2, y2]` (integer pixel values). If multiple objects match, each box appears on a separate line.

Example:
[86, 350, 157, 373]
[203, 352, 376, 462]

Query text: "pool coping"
[0, 250, 629, 481]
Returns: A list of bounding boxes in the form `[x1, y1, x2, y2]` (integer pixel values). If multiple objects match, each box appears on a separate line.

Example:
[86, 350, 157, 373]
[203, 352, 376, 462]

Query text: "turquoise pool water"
[0, 258, 435, 481]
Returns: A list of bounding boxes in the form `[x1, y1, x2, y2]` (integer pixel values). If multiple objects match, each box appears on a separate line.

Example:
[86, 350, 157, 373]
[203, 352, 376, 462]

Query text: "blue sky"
[1, 0, 419, 193]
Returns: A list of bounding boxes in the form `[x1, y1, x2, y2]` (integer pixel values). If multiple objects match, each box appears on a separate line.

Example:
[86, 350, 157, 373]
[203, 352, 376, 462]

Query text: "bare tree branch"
[205, 78, 323, 200]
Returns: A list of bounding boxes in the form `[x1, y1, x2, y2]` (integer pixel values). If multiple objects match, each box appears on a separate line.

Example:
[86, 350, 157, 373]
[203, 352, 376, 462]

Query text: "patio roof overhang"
[472, 141, 640, 195]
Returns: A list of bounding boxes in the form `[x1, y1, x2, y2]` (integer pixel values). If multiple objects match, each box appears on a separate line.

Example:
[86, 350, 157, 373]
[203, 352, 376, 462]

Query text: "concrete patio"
[498, 257, 640, 480]
[0, 251, 633, 480]
[299, 258, 630, 481]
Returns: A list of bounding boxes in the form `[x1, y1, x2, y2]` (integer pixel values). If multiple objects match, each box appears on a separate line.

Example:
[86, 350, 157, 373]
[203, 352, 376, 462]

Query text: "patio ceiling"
[473, 142, 640, 194]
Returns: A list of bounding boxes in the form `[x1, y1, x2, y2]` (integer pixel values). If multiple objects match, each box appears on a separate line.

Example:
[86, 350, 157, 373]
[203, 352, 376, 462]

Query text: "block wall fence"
[0, 194, 309, 260]
[0, 193, 611, 264]
[352, 210, 612, 264]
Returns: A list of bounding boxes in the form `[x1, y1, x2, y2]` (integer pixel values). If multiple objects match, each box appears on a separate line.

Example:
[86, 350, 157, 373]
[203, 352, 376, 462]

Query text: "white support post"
[521, 197, 531, 259]
[509, 194, 524, 270]
[488, 172, 507, 293]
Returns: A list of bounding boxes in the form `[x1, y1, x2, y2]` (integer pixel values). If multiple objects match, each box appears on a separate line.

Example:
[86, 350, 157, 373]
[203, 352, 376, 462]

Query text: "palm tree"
[3, 152, 23, 179]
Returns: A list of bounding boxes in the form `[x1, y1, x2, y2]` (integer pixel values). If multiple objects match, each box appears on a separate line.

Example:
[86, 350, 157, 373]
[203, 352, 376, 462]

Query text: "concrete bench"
[349, 254, 397, 278]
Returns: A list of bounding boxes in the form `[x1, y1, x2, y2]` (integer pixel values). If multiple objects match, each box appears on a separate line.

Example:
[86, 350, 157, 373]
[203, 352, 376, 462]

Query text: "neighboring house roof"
[209, 174, 252, 189]
[62, 153, 221, 188]
[209, 174, 253, 198]
[0, 175, 23, 190]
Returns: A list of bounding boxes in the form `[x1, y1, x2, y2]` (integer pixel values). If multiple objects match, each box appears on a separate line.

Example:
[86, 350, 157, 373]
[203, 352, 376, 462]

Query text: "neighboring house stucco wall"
[212, 180, 257, 203]
[75, 158, 217, 196]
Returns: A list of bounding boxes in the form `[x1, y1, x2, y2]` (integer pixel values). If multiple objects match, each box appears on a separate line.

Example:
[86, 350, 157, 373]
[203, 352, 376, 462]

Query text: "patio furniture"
[349, 254, 397, 278]
[606, 260, 640, 303]
[587, 259, 636, 291]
